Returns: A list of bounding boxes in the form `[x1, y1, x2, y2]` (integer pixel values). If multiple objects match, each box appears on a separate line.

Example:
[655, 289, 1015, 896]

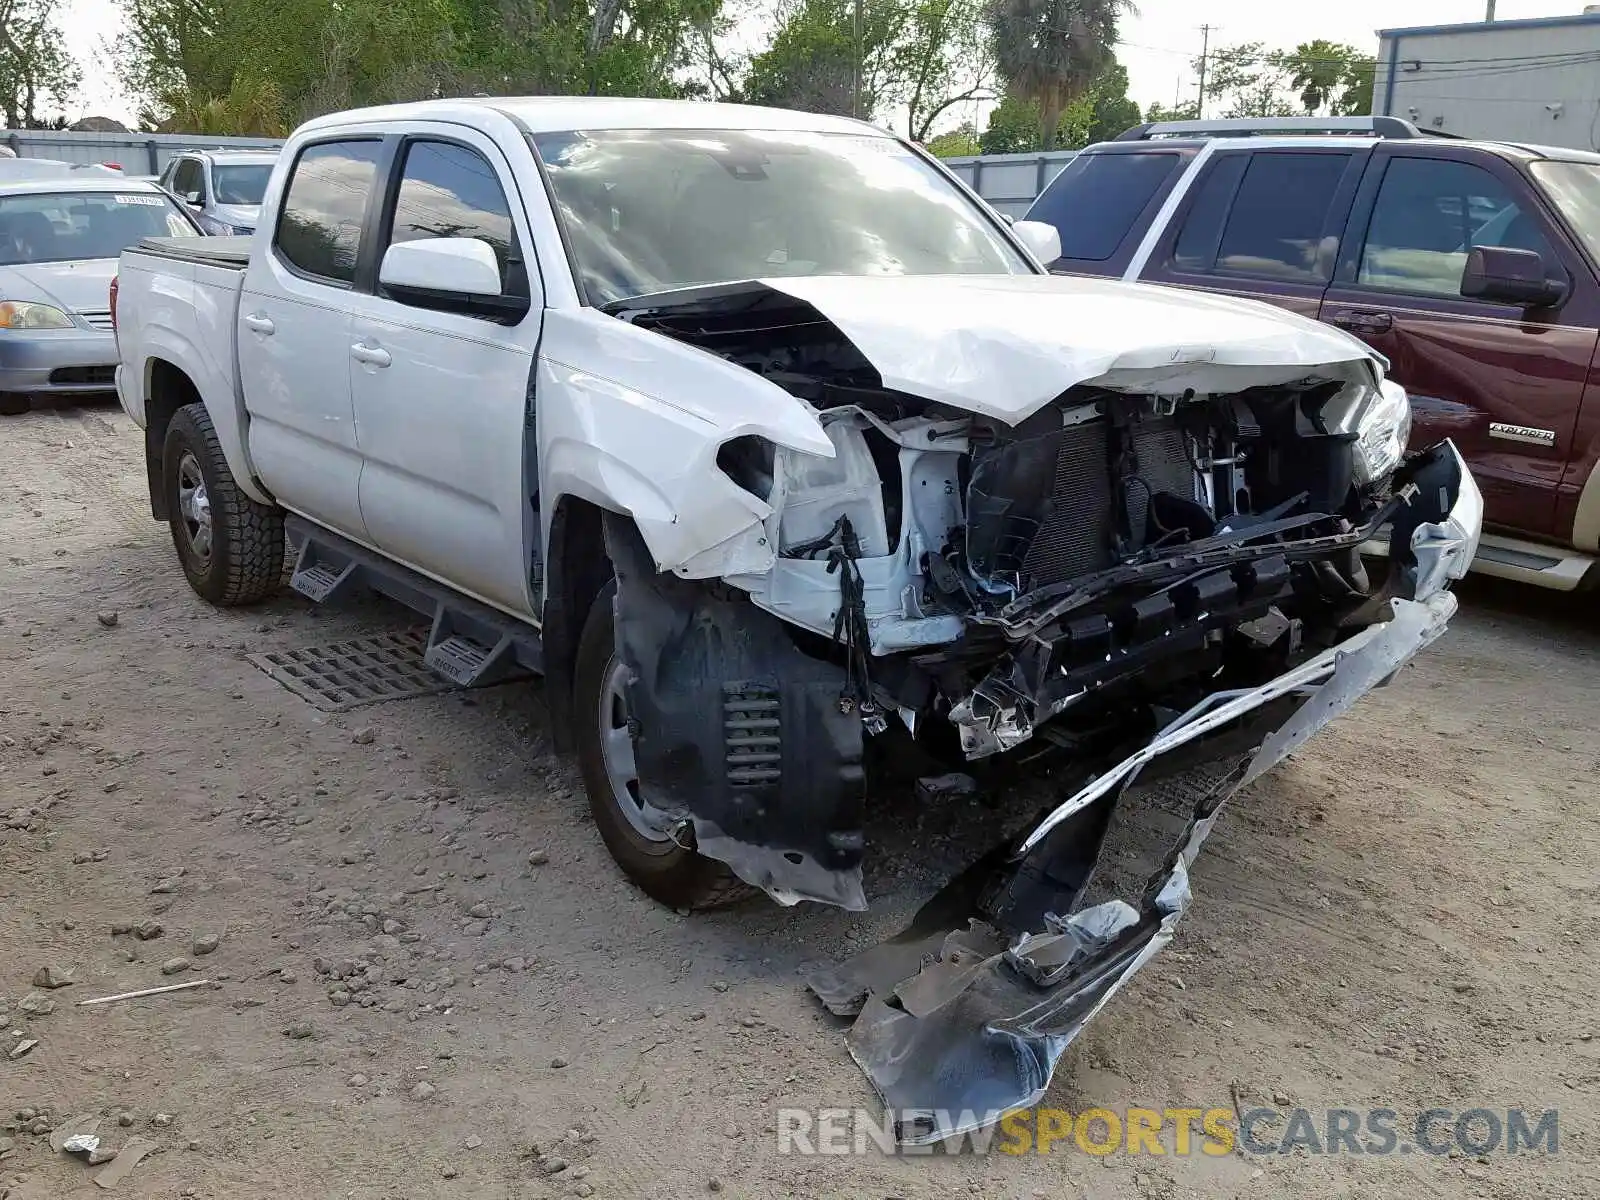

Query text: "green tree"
[925, 122, 981, 156]
[984, 0, 1135, 150]
[1278, 39, 1375, 116]
[117, 0, 721, 133]
[1198, 41, 1296, 119]
[979, 92, 1041, 153]
[894, 0, 994, 141]
[1144, 99, 1198, 124]
[740, 0, 909, 117]
[0, 0, 81, 127]
[1072, 60, 1140, 145]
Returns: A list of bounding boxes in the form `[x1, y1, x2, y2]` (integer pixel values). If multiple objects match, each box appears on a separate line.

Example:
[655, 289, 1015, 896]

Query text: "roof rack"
[1115, 116, 1428, 142]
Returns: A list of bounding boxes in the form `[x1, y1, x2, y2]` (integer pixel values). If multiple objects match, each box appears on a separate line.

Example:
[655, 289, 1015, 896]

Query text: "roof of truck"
[296, 96, 889, 138]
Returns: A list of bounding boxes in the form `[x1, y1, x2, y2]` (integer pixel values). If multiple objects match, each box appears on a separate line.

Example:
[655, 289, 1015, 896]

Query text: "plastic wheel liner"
[805, 590, 1458, 1146]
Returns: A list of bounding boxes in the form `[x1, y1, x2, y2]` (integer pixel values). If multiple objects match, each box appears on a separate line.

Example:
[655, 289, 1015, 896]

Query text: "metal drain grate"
[249, 629, 455, 711]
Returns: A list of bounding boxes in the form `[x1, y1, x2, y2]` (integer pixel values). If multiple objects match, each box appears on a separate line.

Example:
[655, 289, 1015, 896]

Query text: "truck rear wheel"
[162, 402, 284, 606]
[574, 581, 752, 910]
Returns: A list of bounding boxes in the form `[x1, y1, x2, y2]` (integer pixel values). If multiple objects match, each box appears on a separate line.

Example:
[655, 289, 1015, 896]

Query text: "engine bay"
[614, 281, 1419, 764]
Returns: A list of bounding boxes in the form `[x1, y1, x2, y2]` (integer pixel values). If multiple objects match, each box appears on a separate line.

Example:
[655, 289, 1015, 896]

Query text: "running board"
[284, 516, 542, 683]
[1361, 531, 1596, 592]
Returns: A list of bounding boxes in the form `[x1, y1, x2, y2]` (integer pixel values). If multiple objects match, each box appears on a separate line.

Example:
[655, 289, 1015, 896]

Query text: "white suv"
[158, 149, 278, 235]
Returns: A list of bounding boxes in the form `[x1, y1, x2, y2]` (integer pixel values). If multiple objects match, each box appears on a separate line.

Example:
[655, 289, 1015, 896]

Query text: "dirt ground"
[2, 401, 1596, 1200]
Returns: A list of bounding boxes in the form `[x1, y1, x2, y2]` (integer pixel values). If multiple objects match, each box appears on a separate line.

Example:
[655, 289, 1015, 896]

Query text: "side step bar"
[286, 515, 542, 686]
[1362, 530, 1597, 593]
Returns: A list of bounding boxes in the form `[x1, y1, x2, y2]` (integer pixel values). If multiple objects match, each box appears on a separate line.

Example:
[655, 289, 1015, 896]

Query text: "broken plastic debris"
[92, 1136, 156, 1189]
[62, 1134, 101, 1155]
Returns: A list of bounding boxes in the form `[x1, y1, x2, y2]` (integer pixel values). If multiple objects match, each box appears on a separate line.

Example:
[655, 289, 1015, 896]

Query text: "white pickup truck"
[115, 97, 1483, 1139]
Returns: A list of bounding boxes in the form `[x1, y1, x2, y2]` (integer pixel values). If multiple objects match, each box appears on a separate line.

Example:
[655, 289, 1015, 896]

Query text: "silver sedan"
[1, 175, 202, 415]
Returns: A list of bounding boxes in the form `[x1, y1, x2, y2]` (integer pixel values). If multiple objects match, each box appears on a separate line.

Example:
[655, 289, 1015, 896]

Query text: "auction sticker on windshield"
[114, 194, 166, 206]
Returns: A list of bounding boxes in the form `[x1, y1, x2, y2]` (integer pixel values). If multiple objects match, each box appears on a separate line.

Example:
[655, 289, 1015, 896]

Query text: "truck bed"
[133, 235, 252, 268]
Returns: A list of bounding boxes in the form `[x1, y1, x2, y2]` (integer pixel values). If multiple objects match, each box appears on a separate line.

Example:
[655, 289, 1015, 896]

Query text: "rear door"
[238, 136, 387, 541]
[1320, 145, 1598, 537]
[1138, 147, 1367, 319]
[345, 126, 543, 618]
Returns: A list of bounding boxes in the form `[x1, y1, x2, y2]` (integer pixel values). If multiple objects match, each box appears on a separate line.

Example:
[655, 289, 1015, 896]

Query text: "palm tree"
[984, 0, 1135, 150]
[1281, 40, 1357, 116]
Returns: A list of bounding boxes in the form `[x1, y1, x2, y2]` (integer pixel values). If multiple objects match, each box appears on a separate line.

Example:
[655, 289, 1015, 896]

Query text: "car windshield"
[0, 189, 196, 265]
[530, 128, 1028, 304]
[1531, 160, 1600, 266]
[212, 164, 273, 206]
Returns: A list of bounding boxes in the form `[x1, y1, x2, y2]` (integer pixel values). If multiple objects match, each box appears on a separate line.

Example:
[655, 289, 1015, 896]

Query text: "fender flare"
[139, 325, 271, 508]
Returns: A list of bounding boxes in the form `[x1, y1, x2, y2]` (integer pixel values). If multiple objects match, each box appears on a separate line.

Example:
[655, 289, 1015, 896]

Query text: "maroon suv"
[1024, 115, 1600, 590]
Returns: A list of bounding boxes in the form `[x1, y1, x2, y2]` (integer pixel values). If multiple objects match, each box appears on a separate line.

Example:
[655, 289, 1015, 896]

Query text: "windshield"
[0, 190, 196, 265]
[1531, 160, 1600, 266]
[212, 164, 273, 206]
[530, 128, 1028, 304]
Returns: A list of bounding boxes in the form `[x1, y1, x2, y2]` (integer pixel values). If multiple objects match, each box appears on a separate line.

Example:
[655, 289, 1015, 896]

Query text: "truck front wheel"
[162, 402, 284, 605]
[574, 581, 751, 910]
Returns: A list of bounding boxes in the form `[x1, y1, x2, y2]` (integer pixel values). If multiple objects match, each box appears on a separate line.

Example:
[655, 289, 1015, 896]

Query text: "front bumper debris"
[949, 439, 1481, 760]
[808, 587, 1459, 1145]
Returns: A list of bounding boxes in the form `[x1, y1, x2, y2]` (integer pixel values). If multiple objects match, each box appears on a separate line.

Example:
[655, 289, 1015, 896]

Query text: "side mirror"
[1461, 245, 1566, 308]
[1012, 219, 1062, 267]
[182, 191, 202, 207]
[378, 237, 529, 322]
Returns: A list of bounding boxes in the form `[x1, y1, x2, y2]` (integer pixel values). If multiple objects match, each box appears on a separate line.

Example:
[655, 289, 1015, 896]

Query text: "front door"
[239, 137, 386, 543]
[345, 129, 543, 619]
[1320, 148, 1598, 537]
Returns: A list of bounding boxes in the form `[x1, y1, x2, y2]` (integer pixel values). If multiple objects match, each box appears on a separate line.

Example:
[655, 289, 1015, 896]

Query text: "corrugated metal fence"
[941, 150, 1077, 218]
[3, 130, 285, 176]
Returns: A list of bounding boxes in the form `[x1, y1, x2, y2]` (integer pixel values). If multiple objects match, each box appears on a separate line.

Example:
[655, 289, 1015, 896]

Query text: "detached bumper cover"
[810, 589, 1457, 1144]
[806, 442, 1479, 1145]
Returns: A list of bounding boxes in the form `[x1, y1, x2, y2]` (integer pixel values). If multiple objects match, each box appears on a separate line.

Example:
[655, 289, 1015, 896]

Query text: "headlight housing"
[1352, 379, 1412, 487]
[0, 301, 75, 330]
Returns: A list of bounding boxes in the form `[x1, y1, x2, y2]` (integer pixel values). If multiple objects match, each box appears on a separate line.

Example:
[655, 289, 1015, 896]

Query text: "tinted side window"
[1195, 152, 1350, 282]
[1358, 157, 1555, 297]
[383, 140, 520, 291]
[172, 159, 203, 200]
[275, 140, 383, 285]
[1027, 152, 1181, 262]
[1171, 154, 1247, 270]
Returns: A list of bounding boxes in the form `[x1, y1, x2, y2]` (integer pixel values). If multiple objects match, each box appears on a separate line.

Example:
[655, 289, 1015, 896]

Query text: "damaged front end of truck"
[592, 273, 1482, 1137]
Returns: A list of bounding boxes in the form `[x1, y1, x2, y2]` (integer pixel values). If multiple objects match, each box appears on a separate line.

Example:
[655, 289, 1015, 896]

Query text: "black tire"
[574, 581, 751, 910]
[162, 402, 284, 606]
[0, 393, 30, 416]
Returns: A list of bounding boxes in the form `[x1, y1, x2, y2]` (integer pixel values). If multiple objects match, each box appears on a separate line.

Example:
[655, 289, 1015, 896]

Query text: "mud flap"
[809, 591, 1458, 1144]
[605, 515, 867, 909]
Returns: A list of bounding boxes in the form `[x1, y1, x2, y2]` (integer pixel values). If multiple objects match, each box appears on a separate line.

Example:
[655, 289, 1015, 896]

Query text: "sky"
[58, 0, 1589, 129]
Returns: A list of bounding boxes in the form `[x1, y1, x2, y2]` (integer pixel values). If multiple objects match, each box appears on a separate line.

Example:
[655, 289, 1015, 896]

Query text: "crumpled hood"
[763, 274, 1382, 422]
[0, 258, 118, 316]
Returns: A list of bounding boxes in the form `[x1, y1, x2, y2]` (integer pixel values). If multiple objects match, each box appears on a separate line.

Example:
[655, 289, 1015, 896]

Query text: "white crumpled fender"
[536, 308, 836, 577]
[765, 273, 1384, 422]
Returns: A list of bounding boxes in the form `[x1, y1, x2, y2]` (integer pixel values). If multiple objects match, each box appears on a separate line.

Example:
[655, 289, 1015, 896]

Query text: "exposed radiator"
[1021, 415, 1196, 588]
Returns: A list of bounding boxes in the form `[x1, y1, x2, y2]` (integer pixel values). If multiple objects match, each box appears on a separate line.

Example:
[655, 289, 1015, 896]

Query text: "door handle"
[1330, 309, 1393, 335]
[350, 342, 391, 368]
[242, 313, 275, 335]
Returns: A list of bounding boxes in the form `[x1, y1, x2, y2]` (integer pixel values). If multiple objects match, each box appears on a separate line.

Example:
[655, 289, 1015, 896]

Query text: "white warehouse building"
[1374, 8, 1600, 151]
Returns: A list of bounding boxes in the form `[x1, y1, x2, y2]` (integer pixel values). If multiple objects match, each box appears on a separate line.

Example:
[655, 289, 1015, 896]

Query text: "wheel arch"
[138, 341, 270, 520]
[542, 493, 623, 754]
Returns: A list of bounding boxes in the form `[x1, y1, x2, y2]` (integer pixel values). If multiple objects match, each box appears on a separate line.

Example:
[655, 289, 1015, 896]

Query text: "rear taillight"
[109, 276, 119, 332]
